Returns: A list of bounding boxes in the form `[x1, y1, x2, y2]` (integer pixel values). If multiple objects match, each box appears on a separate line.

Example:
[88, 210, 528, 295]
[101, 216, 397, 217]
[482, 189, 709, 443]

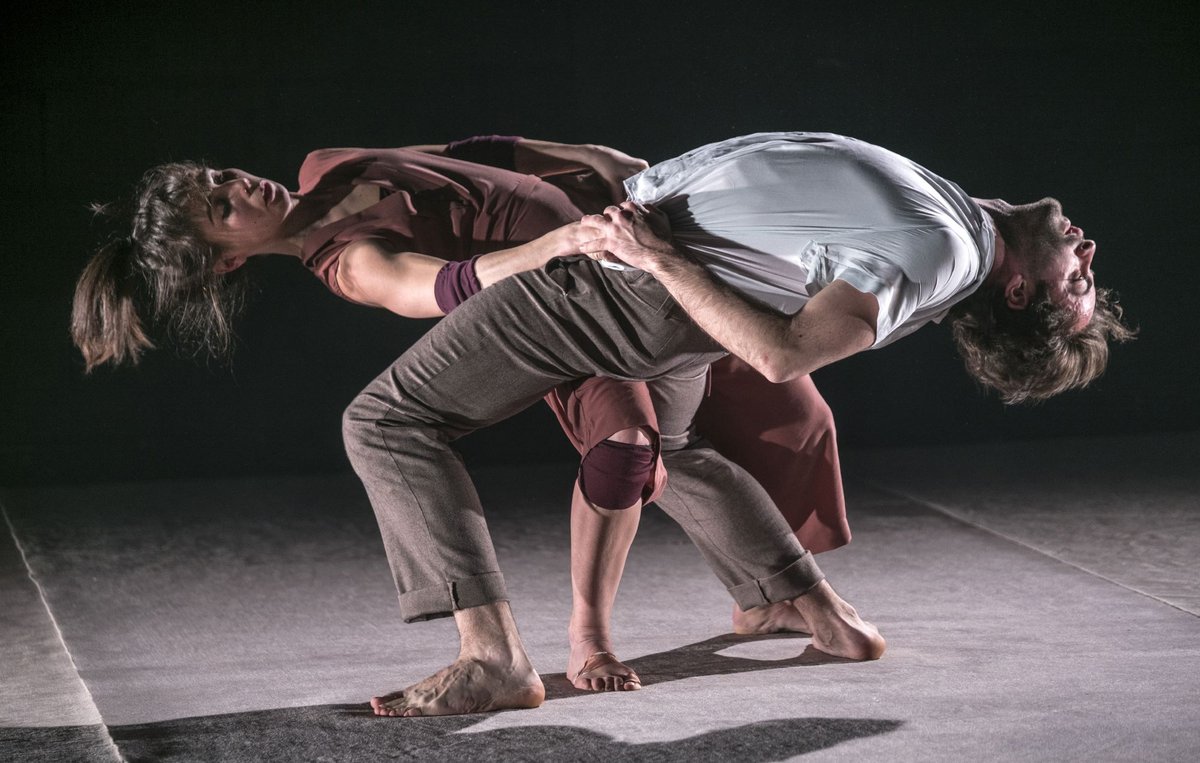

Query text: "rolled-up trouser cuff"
[727, 552, 825, 611]
[397, 572, 509, 623]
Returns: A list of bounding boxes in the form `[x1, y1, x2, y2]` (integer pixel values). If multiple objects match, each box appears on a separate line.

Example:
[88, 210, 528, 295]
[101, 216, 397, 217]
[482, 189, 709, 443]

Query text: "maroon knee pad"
[578, 440, 655, 510]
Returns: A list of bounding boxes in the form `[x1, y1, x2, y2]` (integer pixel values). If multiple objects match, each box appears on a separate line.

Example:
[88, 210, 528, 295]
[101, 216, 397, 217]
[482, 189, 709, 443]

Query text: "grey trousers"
[343, 257, 824, 622]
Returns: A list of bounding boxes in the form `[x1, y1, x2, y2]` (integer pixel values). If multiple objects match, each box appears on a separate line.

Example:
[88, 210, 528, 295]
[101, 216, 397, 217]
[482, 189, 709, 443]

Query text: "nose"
[1077, 239, 1096, 276]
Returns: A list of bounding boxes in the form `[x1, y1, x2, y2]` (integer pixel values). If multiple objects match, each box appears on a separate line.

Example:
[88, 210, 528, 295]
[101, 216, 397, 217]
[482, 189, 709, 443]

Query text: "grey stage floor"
[2, 432, 1198, 761]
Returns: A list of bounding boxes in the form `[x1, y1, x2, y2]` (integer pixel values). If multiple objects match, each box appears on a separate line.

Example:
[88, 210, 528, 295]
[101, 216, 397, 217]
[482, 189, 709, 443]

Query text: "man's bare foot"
[567, 640, 641, 692]
[371, 602, 545, 717]
[792, 580, 886, 661]
[731, 601, 812, 635]
[370, 656, 545, 717]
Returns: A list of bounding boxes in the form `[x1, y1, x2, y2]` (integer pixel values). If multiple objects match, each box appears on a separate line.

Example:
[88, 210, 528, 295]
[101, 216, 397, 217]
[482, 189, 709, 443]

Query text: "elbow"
[757, 351, 805, 384]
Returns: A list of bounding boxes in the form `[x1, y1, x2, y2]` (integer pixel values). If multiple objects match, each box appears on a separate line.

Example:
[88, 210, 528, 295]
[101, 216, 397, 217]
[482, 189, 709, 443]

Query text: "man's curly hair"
[947, 283, 1136, 404]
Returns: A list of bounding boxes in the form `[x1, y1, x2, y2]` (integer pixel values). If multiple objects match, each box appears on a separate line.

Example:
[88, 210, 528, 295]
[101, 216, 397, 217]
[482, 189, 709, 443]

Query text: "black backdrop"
[2, 1, 1196, 486]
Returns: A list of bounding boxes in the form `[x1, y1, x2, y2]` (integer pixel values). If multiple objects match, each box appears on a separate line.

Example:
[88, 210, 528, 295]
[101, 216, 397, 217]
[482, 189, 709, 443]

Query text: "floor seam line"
[1, 499, 127, 762]
[864, 482, 1200, 619]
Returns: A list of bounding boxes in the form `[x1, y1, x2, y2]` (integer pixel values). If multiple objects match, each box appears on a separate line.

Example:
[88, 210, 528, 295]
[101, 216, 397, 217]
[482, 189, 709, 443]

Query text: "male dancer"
[345, 132, 1131, 716]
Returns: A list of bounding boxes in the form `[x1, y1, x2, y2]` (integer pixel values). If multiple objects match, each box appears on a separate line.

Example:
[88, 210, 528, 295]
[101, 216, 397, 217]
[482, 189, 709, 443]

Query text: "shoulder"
[332, 238, 393, 299]
[338, 237, 393, 273]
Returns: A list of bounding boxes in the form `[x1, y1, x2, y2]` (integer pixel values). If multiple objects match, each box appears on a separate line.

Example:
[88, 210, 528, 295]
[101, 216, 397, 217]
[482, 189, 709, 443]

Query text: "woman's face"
[196, 168, 295, 272]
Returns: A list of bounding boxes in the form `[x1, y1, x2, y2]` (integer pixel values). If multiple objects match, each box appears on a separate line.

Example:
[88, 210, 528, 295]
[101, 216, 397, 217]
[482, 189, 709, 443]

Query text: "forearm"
[474, 235, 561, 288]
[402, 143, 448, 154]
[649, 254, 803, 382]
[583, 203, 878, 380]
[513, 139, 593, 176]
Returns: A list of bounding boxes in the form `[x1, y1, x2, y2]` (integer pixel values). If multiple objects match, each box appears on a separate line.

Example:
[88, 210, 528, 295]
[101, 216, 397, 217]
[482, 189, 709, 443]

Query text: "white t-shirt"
[624, 132, 995, 348]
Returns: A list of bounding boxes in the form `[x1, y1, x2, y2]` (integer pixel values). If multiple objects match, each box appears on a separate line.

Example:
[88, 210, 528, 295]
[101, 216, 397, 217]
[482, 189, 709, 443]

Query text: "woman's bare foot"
[370, 602, 545, 717]
[731, 601, 812, 635]
[791, 580, 886, 661]
[370, 656, 544, 717]
[567, 634, 641, 692]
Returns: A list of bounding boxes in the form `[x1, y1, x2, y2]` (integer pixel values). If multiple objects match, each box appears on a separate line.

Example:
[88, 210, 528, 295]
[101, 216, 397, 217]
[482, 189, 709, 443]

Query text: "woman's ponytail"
[70, 234, 154, 372]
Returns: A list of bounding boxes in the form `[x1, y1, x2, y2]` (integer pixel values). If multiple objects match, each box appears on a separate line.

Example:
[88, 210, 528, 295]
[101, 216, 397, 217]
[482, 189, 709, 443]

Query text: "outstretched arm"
[512, 140, 648, 203]
[580, 204, 879, 382]
[405, 137, 648, 204]
[335, 221, 593, 318]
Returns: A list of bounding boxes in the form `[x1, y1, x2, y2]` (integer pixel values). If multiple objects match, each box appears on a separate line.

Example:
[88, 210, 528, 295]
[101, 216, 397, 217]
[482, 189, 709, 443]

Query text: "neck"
[276, 184, 382, 260]
[243, 192, 329, 262]
[974, 199, 1009, 284]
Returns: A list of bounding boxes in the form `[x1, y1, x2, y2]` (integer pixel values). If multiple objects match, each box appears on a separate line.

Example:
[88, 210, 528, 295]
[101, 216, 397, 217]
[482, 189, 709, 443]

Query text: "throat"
[285, 184, 383, 259]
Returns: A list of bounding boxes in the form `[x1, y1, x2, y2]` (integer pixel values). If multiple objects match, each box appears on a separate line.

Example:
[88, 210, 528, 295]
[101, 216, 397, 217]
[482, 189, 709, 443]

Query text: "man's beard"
[994, 198, 1064, 275]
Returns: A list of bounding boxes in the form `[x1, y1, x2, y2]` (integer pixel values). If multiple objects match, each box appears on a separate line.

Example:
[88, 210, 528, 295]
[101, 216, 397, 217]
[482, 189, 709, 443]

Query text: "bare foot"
[792, 580, 886, 661]
[568, 646, 641, 692]
[370, 656, 545, 717]
[567, 624, 640, 692]
[731, 601, 812, 635]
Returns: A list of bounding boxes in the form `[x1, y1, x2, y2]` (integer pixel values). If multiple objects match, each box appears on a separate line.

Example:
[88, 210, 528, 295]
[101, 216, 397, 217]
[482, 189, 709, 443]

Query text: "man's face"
[999, 197, 1098, 329]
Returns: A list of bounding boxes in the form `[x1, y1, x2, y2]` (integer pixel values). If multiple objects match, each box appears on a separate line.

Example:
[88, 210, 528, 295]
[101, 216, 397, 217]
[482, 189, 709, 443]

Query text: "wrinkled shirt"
[625, 132, 995, 348]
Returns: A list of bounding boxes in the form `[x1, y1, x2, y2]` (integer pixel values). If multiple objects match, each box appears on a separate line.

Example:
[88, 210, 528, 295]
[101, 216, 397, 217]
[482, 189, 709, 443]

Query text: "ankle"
[456, 603, 529, 664]
[568, 623, 612, 650]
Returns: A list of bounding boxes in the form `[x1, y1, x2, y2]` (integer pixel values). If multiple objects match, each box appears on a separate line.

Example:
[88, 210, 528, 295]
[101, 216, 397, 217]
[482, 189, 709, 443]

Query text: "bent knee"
[341, 394, 373, 442]
[579, 437, 656, 510]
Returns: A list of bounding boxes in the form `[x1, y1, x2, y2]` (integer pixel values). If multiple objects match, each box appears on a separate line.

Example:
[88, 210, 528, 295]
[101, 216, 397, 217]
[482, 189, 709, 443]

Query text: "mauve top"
[298, 147, 580, 301]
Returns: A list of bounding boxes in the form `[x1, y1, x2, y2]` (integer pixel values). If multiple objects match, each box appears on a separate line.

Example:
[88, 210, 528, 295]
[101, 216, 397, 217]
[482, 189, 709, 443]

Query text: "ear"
[213, 255, 246, 275]
[1003, 273, 1031, 310]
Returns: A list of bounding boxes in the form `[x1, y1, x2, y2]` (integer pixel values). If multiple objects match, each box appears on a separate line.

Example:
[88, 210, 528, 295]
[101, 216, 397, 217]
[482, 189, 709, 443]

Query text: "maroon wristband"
[434, 256, 484, 313]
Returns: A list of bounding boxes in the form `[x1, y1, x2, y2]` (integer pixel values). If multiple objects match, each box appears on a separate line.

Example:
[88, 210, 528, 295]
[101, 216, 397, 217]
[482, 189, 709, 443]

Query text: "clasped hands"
[576, 201, 680, 272]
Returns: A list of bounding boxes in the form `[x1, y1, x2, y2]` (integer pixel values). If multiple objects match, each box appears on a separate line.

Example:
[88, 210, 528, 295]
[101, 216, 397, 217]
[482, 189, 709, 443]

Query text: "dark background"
[2, 1, 1196, 486]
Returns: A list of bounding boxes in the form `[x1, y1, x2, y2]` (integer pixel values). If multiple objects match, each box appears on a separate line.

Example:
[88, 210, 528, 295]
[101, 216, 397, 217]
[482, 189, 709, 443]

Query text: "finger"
[586, 249, 626, 266]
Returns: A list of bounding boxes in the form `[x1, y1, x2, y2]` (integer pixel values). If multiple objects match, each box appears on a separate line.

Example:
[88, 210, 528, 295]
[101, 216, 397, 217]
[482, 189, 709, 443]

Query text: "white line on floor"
[1, 499, 125, 762]
[865, 482, 1200, 620]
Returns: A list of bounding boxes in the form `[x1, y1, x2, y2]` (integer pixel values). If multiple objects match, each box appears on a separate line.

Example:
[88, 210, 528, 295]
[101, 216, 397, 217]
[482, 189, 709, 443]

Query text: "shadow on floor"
[96, 633, 888, 762]
[0, 725, 117, 763]
[105, 708, 901, 762]
[0, 633, 887, 762]
[545, 631, 848, 700]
